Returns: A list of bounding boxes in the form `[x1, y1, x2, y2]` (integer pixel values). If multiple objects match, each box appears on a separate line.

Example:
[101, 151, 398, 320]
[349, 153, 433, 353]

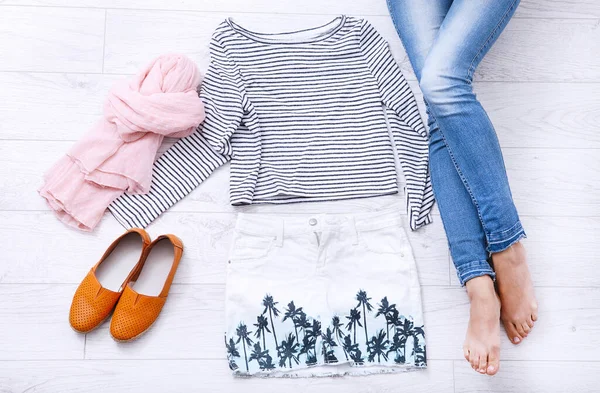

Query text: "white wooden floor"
[1, 1, 599, 392]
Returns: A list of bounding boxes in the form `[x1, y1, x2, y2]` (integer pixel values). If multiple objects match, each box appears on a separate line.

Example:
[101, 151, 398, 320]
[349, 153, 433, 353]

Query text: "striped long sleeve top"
[109, 16, 435, 231]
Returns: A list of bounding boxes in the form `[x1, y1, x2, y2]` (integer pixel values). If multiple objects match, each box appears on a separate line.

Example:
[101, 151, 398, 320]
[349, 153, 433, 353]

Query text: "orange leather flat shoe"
[110, 234, 183, 342]
[69, 228, 151, 333]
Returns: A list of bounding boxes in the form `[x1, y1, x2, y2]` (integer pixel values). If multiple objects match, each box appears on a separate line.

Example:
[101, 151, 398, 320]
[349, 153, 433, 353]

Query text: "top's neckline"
[226, 15, 347, 45]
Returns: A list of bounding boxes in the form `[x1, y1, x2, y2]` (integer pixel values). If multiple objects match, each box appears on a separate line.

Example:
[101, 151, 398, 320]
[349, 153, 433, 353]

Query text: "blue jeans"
[386, 0, 526, 285]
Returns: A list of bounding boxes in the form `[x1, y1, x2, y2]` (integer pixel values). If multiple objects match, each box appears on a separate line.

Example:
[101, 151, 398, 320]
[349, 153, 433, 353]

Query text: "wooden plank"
[0, 210, 450, 286]
[0, 0, 391, 16]
[516, 0, 600, 19]
[504, 148, 599, 217]
[454, 360, 600, 393]
[476, 18, 600, 82]
[0, 284, 84, 360]
[103, 9, 219, 74]
[5, 140, 596, 216]
[475, 82, 600, 149]
[2, 71, 597, 150]
[82, 285, 600, 361]
[102, 11, 600, 82]
[0, 7, 105, 73]
[0, 359, 454, 393]
[2, 0, 599, 18]
[449, 216, 600, 287]
[0, 73, 120, 141]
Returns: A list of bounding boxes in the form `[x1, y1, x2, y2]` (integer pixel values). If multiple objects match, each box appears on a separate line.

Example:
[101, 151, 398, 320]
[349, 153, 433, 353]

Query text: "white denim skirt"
[224, 210, 426, 377]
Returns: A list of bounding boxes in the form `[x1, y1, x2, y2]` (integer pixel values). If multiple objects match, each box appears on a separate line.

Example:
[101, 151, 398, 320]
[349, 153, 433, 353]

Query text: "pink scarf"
[39, 54, 205, 231]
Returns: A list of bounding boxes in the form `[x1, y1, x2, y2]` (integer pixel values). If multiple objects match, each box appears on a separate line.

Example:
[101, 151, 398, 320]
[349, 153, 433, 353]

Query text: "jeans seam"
[430, 121, 489, 235]
[466, 0, 519, 82]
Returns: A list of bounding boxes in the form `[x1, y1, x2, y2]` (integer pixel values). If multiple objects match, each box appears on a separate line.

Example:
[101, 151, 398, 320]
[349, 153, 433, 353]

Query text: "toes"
[515, 322, 528, 338]
[521, 321, 532, 334]
[477, 354, 488, 374]
[503, 320, 523, 344]
[487, 346, 500, 375]
[526, 317, 535, 329]
[469, 352, 480, 371]
[463, 347, 470, 362]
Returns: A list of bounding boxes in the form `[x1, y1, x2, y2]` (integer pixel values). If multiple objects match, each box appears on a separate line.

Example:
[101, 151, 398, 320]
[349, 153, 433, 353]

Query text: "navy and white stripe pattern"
[109, 16, 434, 231]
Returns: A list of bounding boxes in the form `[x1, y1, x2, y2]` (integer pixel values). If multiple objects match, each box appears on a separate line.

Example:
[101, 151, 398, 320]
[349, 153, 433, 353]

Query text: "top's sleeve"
[109, 36, 245, 229]
[358, 20, 434, 230]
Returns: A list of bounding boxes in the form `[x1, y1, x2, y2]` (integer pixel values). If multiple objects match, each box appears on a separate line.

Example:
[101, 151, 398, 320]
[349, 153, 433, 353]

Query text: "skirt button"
[309, 218, 317, 226]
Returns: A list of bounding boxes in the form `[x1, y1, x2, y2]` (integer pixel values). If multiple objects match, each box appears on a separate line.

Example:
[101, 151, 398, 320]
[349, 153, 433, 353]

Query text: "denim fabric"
[386, 0, 526, 285]
[225, 211, 426, 377]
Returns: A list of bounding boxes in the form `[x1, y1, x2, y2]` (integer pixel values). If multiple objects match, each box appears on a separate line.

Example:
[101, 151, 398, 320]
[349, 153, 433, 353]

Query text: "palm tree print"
[283, 301, 303, 339]
[345, 308, 362, 344]
[225, 291, 425, 374]
[413, 325, 426, 341]
[248, 342, 268, 366]
[306, 319, 322, 362]
[253, 314, 271, 349]
[411, 338, 426, 367]
[342, 335, 364, 364]
[356, 290, 373, 344]
[367, 329, 390, 363]
[387, 330, 408, 364]
[296, 310, 311, 335]
[262, 294, 280, 348]
[321, 328, 339, 363]
[299, 334, 317, 365]
[411, 325, 426, 366]
[395, 317, 415, 362]
[235, 323, 253, 372]
[385, 308, 400, 337]
[225, 336, 240, 371]
[248, 342, 277, 370]
[331, 316, 348, 360]
[278, 333, 300, 368]
[385, 316, 426, 365]
[376, 296, 398, 338]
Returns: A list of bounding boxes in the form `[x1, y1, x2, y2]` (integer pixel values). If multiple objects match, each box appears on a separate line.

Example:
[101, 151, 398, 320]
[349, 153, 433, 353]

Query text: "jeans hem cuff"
[487, 230, 527, 254]
[457, 260, 496, 286]
[487, 223, 526, 253]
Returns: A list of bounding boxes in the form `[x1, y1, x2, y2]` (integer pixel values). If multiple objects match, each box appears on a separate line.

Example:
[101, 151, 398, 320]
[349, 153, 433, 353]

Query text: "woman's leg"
[387, 0, 501, 376]
[417, 0, 537, 346]
[386, 0, 494, 288]
[418, 0, 524, 251]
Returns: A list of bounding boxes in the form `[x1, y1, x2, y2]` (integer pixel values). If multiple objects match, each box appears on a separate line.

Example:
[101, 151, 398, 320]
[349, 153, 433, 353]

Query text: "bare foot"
[463, 276, 501, 375]
[492, 241, 538, 345]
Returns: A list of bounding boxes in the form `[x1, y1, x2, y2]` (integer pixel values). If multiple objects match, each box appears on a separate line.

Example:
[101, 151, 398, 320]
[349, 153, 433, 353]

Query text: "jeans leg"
[418, 0, 526, 253]
[428, 109, 495, 285]
[387, 0, 494, 284]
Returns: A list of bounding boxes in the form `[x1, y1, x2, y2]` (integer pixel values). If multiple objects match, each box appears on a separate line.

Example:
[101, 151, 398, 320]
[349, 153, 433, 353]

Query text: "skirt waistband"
[235, 209, 405, 238]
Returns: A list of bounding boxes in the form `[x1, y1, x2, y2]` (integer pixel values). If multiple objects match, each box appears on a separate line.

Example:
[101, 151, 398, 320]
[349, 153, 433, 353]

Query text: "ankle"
[492, 241, 526, 266]
[465, 276, 496, 302]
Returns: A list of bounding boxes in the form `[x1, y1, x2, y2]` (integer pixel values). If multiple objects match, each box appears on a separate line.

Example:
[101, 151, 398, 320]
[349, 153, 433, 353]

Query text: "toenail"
[514, 337, 520, 343]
